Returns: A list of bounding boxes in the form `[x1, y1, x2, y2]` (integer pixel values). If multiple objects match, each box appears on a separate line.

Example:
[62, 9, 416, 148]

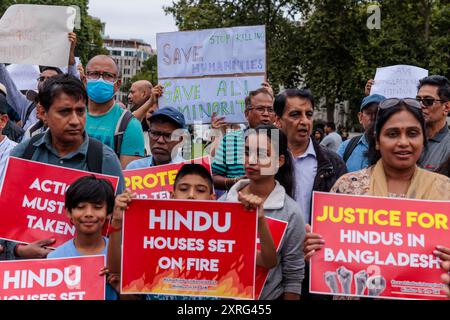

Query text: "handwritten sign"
[0, 4, 75, 68]
[370, 65, 428, 99]
[157, 25, 266, 124]
[6, 64, 40, 91]
[310, 192, 449, 300]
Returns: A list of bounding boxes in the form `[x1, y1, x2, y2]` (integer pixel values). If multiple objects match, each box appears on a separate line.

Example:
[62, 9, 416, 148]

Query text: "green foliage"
[165, 0, 450, 124]
[121, 54, 158, 94]
[0, 0, 107, 65]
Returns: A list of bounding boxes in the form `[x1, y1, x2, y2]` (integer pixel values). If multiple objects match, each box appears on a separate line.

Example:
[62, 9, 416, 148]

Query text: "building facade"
[103, 38, 155, 103]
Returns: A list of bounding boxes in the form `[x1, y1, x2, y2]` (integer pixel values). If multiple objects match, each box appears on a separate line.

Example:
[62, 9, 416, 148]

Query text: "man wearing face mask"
[84, 55, 145, 169]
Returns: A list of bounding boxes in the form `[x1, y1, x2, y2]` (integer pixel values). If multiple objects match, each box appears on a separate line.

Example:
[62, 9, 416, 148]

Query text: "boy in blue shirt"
[47, 175, 118, 300]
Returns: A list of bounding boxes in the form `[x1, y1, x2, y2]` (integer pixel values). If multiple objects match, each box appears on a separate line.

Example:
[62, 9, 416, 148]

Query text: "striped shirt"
[212, 130, 245, 178]
[0, 136, 17, 179]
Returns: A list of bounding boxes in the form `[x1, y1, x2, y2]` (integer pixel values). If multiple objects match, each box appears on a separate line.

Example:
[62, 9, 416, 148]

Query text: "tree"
[164, 0, 307, 92]
[121, 54, 158, 94]
[0, 0, 107, 65]
[162, 0, 450, 124]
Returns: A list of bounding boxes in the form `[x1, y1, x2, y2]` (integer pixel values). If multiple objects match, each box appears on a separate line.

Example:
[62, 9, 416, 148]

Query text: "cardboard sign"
[370, 65, 428, 98]
[0, 4, 75, 67]
[310, 192, 450, 300]
[5, 64, 40, 91]
[121, 199, 258, 299]
[0, 157, 119, 247]
[123, 156, 212, 199]
[255, 217, 288, 299]
[157, 25, 266, 124]
[0, 255, 105, 300]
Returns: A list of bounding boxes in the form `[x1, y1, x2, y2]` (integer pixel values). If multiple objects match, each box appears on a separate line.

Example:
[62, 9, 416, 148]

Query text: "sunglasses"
[415, 97, 447, 107]
[379, 98, 421, 110]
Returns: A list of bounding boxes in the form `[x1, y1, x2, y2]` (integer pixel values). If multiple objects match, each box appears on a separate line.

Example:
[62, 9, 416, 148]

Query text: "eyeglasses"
[37, 76, 51, 82]
[86, 71, 117, 83]
[148, 130, 172, 142]
[379, 98, 421, 110]
[415, 97, 447, 107]
[247, 106, 275, 114]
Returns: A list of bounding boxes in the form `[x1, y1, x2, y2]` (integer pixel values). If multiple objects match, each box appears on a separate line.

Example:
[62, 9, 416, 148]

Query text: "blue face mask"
[87, 78, 115, 103]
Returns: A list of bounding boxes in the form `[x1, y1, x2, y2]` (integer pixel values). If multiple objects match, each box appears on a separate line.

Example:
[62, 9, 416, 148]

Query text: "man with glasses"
[125, 107, 186, 169]
[211, 87, 275, 191]
[416, 75, 450, 171]
[337, 94, 385, 172]
[84, 55, 145, 169]
[0, 32, 79, 135]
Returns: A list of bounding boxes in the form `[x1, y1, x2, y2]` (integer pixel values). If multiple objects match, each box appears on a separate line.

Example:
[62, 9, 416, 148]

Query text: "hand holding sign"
[0, 4, 75, 67]
[15, 238, 56, 259]
[303, 224, 325, 261]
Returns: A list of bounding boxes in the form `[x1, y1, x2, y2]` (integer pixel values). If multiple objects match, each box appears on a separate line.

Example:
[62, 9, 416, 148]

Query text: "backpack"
[343, 135, 362, 162]
[22, 133, 104, 173]
[23, 102, 36, 127]
[113, 109, 134, 157]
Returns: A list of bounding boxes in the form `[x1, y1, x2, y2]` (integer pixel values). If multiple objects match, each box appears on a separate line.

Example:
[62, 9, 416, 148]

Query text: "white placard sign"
[0, 5, 75, 68]
[161, 75, 265, 123]
[157, 25, 266, 124]
[6, 64, 40, 91]
[370, 65, 429, 98]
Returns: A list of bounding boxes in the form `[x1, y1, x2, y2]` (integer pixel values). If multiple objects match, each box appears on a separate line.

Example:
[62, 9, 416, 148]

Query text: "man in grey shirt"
[2, 74, 123, 261]
[320, 121, 342, 153]
[416, 75, 450, 171]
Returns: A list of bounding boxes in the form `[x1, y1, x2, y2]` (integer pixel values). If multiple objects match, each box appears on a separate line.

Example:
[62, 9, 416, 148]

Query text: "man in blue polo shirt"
[337, 94, 385, 172]
[126, 107, 186, 169]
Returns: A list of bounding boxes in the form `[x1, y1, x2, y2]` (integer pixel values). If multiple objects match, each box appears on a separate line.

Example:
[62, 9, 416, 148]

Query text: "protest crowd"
[0, 3, 449, 302]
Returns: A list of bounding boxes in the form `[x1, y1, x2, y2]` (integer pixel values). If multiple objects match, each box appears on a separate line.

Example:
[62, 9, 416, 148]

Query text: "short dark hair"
[367, 102, 427, 165]
[274, 88, 315, 118]
[245, 88, 273, 110]
[418, 75, 450, 101]
[65, 175, 115, 215]
[325, 121, 336, 131]
[38, 74, 87, 112]
[245, 124, 296, 198]
[174, 164, 214, 194]
[40, 66, 63, 75]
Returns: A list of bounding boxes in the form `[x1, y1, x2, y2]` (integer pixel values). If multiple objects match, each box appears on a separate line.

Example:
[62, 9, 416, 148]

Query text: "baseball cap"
[360, 94, 386, 111]
[150, 107, 186, 129]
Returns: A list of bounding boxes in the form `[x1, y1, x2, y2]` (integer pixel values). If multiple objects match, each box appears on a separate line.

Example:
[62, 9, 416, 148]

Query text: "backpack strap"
[343, 135, 362, 162]
[113, 109, 134, 156]
[22, 133, 46, 160]
[86, 137, 104, 173]
[23, 102, 37, 126]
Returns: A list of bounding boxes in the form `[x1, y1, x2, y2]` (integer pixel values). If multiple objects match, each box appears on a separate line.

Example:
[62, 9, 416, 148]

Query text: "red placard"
[0, 157, 119, 247]
[255, 217, 288, 299]
[0, 255, 105, 300]
[310, 192, 450, 300]
[121, 199, 258, 299]
[123, 156, 211, 199]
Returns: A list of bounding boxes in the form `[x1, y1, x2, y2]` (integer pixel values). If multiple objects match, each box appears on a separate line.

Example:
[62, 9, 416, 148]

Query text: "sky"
[88, 0, 178, 49]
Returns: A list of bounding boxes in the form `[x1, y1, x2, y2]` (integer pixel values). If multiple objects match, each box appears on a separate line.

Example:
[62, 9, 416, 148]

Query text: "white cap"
[0, 83, 7, 96]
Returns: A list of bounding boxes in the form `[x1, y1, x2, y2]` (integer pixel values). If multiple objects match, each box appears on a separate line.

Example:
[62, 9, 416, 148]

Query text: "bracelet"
[14, 243, 25, 257]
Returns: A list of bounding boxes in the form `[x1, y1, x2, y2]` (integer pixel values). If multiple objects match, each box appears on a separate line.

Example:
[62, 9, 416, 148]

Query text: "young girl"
[221, 124, 306, 300]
